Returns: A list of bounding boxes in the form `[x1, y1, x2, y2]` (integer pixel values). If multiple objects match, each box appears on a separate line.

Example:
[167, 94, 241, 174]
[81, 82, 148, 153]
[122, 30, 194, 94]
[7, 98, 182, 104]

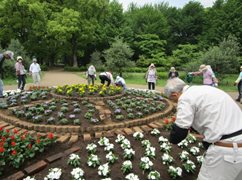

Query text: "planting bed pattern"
[0, 84, 205, 180]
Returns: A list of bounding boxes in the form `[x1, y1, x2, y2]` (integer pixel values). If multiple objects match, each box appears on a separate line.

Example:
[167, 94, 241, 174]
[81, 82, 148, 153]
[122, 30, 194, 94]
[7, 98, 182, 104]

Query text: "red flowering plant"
[29, 86, 52, 92]
[0, 128, 57, 172]
[163, 119, 173, 131]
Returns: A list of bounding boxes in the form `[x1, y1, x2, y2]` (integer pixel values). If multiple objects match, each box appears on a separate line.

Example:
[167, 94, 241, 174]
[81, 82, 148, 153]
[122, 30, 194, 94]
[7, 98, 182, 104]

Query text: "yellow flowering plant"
[79, 89, 85, 97]
[66, 88, 73, 97]
[99, 90, 105, 97]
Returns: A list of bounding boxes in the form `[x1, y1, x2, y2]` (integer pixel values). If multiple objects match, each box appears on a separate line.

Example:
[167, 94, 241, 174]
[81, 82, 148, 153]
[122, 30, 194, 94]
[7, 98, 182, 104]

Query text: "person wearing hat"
[164, 77, 242, 180]
[145, 63, 158, 90]
[0, 51, 14, 98]
[114, 76, 127, 90]
[86, 65, 96, 86]
[233, 66, 242, 103]
[99, 71, 114, 87]
[15, 56, 26, 90]
[189, 64, 218, 86]
[29, 58, 41, 87]
[168, 67, 179, 79]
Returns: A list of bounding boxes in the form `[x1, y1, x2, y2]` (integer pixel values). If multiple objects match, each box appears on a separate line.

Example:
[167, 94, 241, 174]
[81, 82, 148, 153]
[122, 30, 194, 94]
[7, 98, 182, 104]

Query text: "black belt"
[203, 129, 242, 150]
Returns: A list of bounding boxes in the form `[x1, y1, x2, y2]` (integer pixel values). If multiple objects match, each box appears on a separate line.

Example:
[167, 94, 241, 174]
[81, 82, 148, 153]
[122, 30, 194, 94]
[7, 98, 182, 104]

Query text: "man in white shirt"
[164, 77, 242, 180]
[29, 58, 41, 86]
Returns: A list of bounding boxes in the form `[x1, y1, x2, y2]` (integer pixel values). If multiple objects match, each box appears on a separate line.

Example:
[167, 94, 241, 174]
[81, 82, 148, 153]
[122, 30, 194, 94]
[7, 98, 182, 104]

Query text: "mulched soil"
[0, 129, 205, 180]
[3, 92, 169, 128]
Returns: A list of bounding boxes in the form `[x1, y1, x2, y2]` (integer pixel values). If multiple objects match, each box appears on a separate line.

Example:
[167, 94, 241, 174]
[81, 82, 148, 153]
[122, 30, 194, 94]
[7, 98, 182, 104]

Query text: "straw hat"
[150, 63, 155, 67]
[170, 67, 176, 72]
[199, 64, 207, 71]
[240, 66, 242, 69]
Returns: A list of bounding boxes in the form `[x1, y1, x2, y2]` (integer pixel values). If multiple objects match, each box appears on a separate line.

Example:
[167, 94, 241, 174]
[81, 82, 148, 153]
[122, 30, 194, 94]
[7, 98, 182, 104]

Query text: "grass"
[76, 72, 239, 92]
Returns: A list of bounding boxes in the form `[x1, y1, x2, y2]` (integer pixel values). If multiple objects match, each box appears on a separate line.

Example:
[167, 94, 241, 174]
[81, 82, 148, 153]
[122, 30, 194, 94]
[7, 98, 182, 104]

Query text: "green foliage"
[103, 37, 135, 77]
[40, 65, 48, 71]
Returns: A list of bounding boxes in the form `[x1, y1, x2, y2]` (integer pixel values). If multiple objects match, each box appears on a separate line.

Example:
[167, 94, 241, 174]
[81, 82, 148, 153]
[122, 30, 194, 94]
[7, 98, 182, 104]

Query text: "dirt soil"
[1, 129, 205, 180]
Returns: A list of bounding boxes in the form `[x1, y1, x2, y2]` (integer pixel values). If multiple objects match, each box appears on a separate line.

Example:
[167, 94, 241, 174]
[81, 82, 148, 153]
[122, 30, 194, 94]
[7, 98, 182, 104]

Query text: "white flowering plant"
[158, 136, 168, 144]
[161, 153, 174, 165]
[121, 139, 131, 149]
[198, 142, 204, 149]
[125, 173, 139, 180]
[104, 143, 114, 152]
[98, 137, 110, 147]
[23, 176, 36, 180]
[190, 146, 200, 156]
[179, 150, 190, 162]
[123, 148, 135, 159]
[115, 134, 126, 144]
[160, 143, 171, 154]
[151, 129, 160, 136]
[187, 134, 196, 143]
[196, 155, 203, 166]
[106, 152, 119, 164]
[183, 160, 196, 173]
[141, 140, 151, 148]
[98, 163, 110, 177]
[44, 168, 62, 180]
[86, 143, 97, 154]
[139, 156, 153, 174]
[167, 166, 182, 179]
[145, 146, 156, 160]
[67, 154, 81, 167]
[121, 160, 133, 174]
[133, 131, 144, 140]
[177, 139, 188, 148]
[87, 154, 101, 168]
[147, 170, 160, 180]
[71, 168, 84, 180]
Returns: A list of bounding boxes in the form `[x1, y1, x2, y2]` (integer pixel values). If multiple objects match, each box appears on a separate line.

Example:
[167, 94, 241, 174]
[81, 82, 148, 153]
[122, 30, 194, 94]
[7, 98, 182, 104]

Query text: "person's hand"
[234, 82, 237, 86]
[215, 83, 218, 87]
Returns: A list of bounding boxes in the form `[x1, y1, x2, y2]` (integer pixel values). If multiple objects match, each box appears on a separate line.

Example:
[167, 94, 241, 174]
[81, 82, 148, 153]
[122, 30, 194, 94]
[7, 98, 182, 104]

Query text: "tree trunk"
[72, 36, 78, 67]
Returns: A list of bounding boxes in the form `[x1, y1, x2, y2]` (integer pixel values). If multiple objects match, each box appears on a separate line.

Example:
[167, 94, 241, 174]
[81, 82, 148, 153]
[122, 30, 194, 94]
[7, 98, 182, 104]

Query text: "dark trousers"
[18, 74, 26, 90]
[148, 82, 155, 90]
[238, 81, 242, 98]
[99, 75, 111, 86]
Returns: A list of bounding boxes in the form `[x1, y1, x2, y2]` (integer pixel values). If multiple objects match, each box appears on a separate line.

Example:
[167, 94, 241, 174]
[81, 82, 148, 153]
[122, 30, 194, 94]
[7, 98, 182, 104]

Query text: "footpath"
[3, 68, 242, 110]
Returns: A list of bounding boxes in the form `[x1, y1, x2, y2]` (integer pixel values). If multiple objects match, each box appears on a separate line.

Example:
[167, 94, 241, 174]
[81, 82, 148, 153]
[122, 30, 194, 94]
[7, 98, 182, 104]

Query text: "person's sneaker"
[235, 98, 240, 102]
[0, 96, 5, 98]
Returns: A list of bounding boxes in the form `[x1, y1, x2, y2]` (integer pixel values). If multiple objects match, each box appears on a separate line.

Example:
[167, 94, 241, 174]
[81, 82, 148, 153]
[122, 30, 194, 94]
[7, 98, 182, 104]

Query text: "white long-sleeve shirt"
[29, 63, 41, 73]
[175, 85, 242, 143]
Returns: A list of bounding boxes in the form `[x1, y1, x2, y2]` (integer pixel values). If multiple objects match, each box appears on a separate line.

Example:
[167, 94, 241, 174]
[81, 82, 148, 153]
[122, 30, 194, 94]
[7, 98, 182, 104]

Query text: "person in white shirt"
[114, 76, 127, 90]
[99, 71, 114, 87]
[164, 77, 242, 180]
[29, 58, 41, 86]
[86, 65, 96, 86]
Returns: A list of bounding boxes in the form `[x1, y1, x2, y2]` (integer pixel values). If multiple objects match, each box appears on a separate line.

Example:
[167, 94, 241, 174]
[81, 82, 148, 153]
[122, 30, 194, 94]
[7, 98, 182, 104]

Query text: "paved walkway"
[3, 68, 242, 110]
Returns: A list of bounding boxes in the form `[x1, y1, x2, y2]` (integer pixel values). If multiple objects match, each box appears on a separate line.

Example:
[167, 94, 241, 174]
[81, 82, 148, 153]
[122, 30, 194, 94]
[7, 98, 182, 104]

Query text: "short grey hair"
[164, 78, 186, 98]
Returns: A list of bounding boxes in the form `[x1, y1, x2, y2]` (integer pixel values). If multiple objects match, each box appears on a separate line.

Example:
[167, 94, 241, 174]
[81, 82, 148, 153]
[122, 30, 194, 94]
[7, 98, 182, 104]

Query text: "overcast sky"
[117, 0, 214, 10]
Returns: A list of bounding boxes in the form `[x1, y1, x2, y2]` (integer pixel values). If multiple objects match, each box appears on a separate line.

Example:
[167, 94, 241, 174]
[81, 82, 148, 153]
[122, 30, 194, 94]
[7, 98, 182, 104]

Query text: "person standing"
[0, 51, 14, 98]
[164, 78, 242, 180]
[234, 66, 242, 103]
[99, 71, 114, 87]
[189, 64, 218, 87]
[168, 67, 179, 79]
[29, 58, 41, 87]
[114, 76, 127, 90]
[86, 65, 96, 86]
[145, 63, 158, 90]
[15, 56, 26, 90]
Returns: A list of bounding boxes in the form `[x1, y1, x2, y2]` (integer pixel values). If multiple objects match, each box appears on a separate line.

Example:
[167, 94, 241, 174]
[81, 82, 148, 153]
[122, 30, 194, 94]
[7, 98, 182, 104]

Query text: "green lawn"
[76, 72, 239, 92]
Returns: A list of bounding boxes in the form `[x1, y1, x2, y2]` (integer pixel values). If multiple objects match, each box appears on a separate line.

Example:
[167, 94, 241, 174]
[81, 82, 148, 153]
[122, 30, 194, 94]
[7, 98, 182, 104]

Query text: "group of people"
[0, 51, 42, 97]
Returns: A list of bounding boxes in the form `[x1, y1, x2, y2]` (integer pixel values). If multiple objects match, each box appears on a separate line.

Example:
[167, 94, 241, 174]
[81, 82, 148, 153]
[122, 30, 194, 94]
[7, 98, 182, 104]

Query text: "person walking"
[206, 65, 218, 87]
[164, 78, 242, 180]
[0, 51, 14, 98]
[114, 76, 127, 90]
[168, 67, 179, 79]
[234, 65, 242, 103]
[86, 65, 96, 86]
[189, 64, 218, 87]
[15, 56, 26, 90]
[29, 58, 41, 87]
[99, 71, 114, 87]
[145, 63, 158, 90]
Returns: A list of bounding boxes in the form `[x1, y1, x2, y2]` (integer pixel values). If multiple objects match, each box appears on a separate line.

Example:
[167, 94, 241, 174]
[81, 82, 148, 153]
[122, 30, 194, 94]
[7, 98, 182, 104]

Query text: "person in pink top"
[189, 64, 218, 86]
[15, 56, 26, 90]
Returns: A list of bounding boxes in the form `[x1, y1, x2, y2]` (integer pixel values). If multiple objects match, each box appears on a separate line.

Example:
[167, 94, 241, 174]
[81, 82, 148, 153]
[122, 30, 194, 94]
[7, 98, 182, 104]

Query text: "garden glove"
[234, 82, 237, 86]
[215, 83, 218, 87]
